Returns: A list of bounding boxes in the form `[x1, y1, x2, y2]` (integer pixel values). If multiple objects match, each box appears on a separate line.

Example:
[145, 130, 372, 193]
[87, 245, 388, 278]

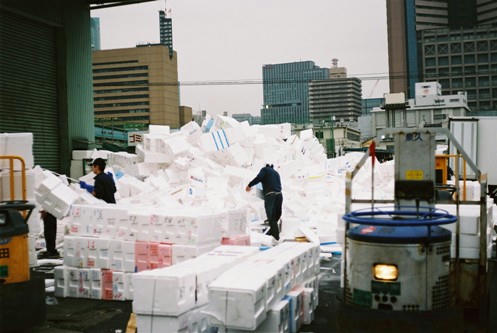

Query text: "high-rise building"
[386, 0, 497, 99]
[308, 61, 362, 123]
[90, 17, 101, 51]
[419, 25, 497, 111]
[261, 61, 329, 124]
[159, 10, 173, 58]
[92, 44, 180, 130]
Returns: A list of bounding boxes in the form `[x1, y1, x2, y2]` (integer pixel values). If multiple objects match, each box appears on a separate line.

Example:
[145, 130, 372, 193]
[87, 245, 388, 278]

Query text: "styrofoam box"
[303, 276, 319, 310]
[54, 266, 69, 297]
[172, 243, 218, 265]
[41, 184, 79, 219]
[286, 287, 305, 333]
[132, 245, 259, 317]
[70, 160, 84, 179]
[0, 133, 34, 170]
[205, 242, 318, 330]
[438, 204, 481, 233]
[302, 287, 316, 325]
[136, 306, 209, 333]
[72, 150, 94, 160]
[257, 298, 290, 333]
[1, 169, 39, 201]
[149, 125, 170, 136]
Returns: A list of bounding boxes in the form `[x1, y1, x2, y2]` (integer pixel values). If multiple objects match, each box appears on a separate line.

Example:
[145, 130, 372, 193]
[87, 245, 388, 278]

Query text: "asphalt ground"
[7, 256, 495, 332]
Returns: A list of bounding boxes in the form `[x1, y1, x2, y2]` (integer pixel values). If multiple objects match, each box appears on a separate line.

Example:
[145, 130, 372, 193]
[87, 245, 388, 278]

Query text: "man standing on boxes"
[79, 158, 117, 204]
[246, 164, 283, 242]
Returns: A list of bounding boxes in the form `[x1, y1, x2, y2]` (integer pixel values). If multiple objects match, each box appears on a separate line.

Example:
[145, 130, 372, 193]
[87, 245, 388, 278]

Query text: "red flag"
[370, 141, 376, 167]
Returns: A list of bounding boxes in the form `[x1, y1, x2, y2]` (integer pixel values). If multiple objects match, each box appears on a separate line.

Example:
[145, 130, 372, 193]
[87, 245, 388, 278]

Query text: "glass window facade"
[419, 25, 497, 111]
[261, 61, 329, 124]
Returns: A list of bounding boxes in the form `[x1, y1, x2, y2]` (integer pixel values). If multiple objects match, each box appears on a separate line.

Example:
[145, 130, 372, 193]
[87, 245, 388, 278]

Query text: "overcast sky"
[93, 0, 389, 116]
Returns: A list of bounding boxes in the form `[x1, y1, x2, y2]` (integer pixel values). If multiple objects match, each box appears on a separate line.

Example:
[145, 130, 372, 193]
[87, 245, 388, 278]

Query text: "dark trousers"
[264, 193, 283, 240]
[43, 213, 57, 253]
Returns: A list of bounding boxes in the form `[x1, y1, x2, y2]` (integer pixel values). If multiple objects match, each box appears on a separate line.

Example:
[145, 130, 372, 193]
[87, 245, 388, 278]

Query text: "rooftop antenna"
[332, 58, 339, 68]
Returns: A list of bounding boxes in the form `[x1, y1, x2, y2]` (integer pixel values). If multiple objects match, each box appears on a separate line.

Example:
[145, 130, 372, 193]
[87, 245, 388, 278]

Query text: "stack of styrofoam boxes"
[133, 245, 260, 333]
[58, 203, 229, 301]
[127, 209, 222, 266]
[221, 207, 250, 246]
[54, 265, 134, 301]
[205, 242, 320, 332]
[135, 241, 173, 272]
[71, 150, 93, 179]
[56, 203, 136, 301]
[458, 180, 481, 202]
[35, 170, 79, 219]
[0, 133, 34, 171]
[439, 203, 495, 259]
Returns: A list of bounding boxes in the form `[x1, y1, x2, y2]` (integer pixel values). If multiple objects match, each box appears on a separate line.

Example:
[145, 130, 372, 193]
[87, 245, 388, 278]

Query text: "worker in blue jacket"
[79, 158, 117, 204]
[246, 164, 283, 241]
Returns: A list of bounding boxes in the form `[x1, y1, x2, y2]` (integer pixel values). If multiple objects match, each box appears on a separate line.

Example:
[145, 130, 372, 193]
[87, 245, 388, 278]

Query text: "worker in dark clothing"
[38, 211, 59, 259]
[246, 164, 283, 241]
[79, 158, 117, 204]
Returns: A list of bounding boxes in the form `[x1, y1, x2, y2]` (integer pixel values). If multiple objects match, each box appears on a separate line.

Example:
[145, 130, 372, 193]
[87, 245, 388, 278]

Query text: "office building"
[159, 10, 173, 58]
[90, 17, 101, 50]
[386, 0, 497, 98]
[308, 61, 362, 123]
[261, 61, 329, 124]
[371, 82, 470, 137]
[179, 106, 193, 126]
[419, 24, 497, 111]
[92, 44, 180, 131]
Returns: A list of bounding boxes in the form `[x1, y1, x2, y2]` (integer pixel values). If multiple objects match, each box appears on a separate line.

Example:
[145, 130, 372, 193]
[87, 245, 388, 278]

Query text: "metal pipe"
[463, 157, 467, 201]
[9, 158, 14, 201]
[479, 173, 488, 272]
[479, 174, 488, 309]
[454, 152, 460, 264]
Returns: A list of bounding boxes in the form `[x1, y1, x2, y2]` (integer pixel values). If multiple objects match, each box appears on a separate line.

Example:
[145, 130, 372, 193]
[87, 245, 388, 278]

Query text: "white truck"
[449, 116, 497, 199]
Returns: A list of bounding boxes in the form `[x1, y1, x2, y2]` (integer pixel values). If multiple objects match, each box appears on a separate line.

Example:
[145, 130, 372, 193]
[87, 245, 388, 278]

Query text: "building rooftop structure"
[370, 82, 470, 137]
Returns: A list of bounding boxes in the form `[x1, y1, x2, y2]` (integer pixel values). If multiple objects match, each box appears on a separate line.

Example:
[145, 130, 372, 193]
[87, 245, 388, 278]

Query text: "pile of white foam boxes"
[205, 242, 320, 332]
[439, 201, 496, 259]
[133, 245, 260, 333]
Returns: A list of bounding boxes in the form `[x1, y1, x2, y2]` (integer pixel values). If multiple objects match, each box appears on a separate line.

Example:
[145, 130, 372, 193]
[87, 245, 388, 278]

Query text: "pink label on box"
[148, 242, 160, 258]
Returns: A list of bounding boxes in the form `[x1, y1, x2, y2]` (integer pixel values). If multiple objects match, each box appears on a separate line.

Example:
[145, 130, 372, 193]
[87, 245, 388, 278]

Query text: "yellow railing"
[0, 156, 27, 201]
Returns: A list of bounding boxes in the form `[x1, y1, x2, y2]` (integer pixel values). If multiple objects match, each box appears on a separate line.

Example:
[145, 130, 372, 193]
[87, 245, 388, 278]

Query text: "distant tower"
[159, 2, 173, 58]
[329, 58, 347, 78]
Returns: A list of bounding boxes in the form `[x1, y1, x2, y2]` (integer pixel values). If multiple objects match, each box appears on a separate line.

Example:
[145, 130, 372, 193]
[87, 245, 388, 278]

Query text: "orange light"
[373, 264, 398, 281]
